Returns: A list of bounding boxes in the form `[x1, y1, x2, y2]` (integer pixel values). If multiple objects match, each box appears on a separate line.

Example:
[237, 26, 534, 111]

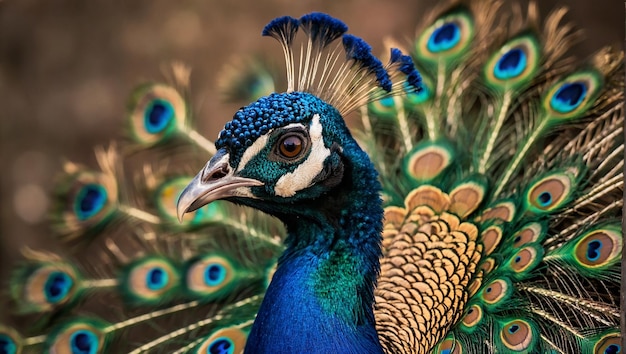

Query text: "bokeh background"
[0, 0, 622, 278]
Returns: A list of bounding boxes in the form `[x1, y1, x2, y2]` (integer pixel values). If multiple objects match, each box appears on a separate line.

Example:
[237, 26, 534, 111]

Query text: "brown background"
[0, 0, 622, 278]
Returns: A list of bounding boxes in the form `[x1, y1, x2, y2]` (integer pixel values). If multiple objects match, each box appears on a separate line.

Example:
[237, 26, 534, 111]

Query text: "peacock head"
[176, 12, 421, 223]
[177, 91, 353, 220]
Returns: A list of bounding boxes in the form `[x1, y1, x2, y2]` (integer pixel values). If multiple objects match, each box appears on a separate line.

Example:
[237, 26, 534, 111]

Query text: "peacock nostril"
[202, 163, 230, 183]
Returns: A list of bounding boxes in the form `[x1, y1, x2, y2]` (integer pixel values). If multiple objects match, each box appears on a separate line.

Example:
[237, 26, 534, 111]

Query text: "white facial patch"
[236, 123, 304, 172]
[274, 114, 330, 197]
[236, 134, 269, 172]
[231, 187, 257, 198]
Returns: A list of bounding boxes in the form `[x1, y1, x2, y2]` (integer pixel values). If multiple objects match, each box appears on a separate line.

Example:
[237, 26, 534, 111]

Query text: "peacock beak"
[176, 148, 264, 222]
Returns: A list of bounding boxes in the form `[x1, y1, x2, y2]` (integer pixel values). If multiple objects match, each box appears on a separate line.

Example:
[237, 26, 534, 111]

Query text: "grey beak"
[176, 149, 263, 222]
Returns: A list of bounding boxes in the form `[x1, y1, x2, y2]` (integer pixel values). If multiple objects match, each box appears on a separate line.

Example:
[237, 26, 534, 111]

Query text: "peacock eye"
[277, 134, 305, 159]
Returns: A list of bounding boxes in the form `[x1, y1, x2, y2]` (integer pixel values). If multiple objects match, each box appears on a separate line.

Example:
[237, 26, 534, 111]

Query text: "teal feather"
[1, 2, 622, 353]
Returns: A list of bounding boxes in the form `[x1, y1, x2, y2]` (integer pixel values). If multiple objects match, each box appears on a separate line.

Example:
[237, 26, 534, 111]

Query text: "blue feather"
[342, 34, 391, 91]
[261, 16, 299, 43]
[299, 12, 348, 48]
[389, 48, 422, 91]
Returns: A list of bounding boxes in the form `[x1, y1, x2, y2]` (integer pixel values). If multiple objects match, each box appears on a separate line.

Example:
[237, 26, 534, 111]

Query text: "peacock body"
[1, 1, 623, 353]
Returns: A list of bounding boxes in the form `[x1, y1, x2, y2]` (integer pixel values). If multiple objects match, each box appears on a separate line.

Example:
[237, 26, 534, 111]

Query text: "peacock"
[1, 1, 623, 353]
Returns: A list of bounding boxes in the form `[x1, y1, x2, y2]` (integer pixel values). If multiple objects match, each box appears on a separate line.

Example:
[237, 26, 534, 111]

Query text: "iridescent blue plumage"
[213, 92, 385, 352]
[216, 92, 330, 166]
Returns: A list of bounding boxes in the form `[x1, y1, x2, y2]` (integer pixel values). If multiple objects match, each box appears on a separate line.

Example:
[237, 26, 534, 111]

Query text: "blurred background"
[0, 0, 622, 276]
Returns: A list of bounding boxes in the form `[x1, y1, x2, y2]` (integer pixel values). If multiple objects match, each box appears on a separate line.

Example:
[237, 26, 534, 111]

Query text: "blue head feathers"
[216, 92, 334, 167]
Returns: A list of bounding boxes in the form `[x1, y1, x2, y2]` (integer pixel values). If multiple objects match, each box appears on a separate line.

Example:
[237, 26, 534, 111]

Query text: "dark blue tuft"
[389, 48, 422, 92]
[390, 48, 403, 62]
[342, 34, 392, 91]
[262, 16, 300, 44]
[299, 12, 348, 48]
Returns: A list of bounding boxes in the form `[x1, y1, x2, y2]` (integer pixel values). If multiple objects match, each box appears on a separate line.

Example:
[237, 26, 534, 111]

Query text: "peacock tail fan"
[367, 2, 623, 353]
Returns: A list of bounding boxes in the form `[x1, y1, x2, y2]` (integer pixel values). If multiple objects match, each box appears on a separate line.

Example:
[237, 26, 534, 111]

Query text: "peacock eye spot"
[586, 240, 603, 261]
[428, 22, 460, 52]
[75, 184, 108, 221]
[550, 81, 587, 113]
[204, 264, 227, 286]
[0, 334, 17, 354]
[537, 191, 552, 206]
[70, 330, 97, 354]
[146, 267, 168, 290]
[508, 324, 520, 334]
[277, 134, 304, 159]
[45, 271, 74, 303]
[209, 338, 234, 354]
[145, 99, 174, 134]
[495, 47, 527, 79]
[605, 344, 620, 354]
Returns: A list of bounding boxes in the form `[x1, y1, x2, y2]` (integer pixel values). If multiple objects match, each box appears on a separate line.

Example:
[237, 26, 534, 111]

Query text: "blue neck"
[245, 142, 384, 353]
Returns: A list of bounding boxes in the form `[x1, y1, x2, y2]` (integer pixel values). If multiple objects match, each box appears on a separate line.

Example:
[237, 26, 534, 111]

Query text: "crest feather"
[262, 13, 422, 115]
